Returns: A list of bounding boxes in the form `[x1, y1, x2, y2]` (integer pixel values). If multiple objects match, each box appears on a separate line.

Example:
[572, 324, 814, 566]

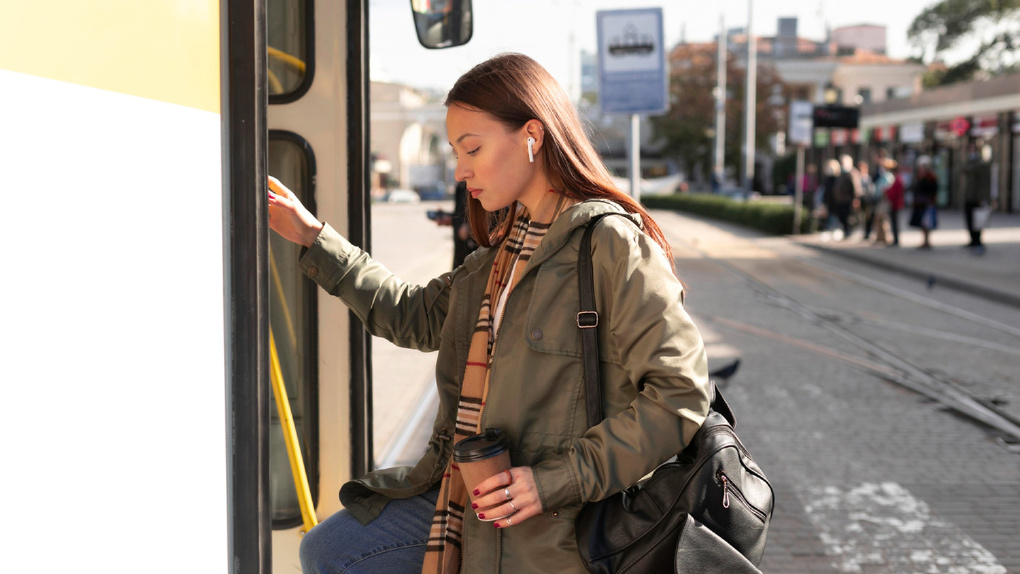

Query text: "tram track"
[667, 227, 1020, 451]
[805, 256, 1020, 340]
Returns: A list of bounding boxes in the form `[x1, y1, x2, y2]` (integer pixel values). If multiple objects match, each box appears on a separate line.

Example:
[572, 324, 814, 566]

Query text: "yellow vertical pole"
[269, 329, 318, 532]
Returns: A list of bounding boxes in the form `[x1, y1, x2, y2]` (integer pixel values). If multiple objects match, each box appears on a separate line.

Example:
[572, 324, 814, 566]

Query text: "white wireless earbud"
[527, 136, 536, 163]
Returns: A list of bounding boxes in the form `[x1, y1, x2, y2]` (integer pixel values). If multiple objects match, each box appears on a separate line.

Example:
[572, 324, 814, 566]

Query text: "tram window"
[268, 0, 312, 101]
[268, 133, 318, 528]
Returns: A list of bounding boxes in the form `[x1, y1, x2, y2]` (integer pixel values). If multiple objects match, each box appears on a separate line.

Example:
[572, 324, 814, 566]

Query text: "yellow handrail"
[267, 68, 284, 95]
[268, 46, 306, 72]
[270, 328, 318, 532]
[269, 248, 299, 350]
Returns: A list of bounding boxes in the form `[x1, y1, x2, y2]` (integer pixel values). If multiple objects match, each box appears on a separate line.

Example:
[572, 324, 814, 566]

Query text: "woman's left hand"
[471, 466, 543, 529]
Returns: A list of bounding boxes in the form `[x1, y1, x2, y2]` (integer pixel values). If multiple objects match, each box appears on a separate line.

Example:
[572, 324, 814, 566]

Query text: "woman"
[269, 53, 710, 574]
[909, 155, 938, 249]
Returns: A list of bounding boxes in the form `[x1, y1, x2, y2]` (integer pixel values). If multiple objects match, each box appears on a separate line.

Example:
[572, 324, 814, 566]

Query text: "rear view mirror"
[409, 0, 473, 49]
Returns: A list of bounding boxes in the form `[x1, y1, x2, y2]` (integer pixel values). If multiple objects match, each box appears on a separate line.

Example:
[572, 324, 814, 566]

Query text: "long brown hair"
[444, 53, 675, 267]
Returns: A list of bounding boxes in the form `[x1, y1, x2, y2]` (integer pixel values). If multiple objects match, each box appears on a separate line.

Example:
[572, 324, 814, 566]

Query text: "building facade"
[728, 18, 924, 107]
[861, 73, 1020, 213]
[370, 81, 450, 198]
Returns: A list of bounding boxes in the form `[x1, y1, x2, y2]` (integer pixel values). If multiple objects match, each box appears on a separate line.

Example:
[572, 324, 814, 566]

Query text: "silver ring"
[509, 501, 517, 512]
[504, 488, 512, 501]
[506, 516, 513, 527]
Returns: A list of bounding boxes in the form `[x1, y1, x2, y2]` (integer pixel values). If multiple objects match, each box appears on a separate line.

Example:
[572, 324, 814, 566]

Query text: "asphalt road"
[367, 201, 1020, 573]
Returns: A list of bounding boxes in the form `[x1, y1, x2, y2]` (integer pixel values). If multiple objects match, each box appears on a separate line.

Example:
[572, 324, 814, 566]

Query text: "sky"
[370, 0, 938, 95]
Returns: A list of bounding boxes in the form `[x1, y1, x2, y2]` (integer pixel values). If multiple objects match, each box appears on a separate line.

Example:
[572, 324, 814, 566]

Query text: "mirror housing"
[409, 0, 473, 49]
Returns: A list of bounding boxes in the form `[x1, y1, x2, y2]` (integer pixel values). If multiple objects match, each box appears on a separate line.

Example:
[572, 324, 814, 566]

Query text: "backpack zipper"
[717, 470, 767, 522]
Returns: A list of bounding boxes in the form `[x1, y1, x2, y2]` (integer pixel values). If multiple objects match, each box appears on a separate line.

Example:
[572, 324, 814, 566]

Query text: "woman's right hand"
[268, 176, 323, 247]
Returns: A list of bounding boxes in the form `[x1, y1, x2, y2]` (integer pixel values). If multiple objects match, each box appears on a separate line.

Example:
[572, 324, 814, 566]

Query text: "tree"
[908, 0, 1020, 86]
[652, 43, 787, 186]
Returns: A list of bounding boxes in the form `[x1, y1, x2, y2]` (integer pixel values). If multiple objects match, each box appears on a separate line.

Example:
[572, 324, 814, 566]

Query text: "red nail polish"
[494, 523, 501, 529]
[471, 503, 478, 509]
[473, 489, 480, 496]
[478, 513, 485, 519]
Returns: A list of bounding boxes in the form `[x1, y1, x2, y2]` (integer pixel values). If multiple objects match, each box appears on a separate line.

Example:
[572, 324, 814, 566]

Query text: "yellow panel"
[0, 0, 220, 113]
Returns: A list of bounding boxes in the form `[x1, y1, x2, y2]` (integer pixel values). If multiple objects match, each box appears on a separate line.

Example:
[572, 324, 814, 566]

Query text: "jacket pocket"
[524, 260, 583, 358]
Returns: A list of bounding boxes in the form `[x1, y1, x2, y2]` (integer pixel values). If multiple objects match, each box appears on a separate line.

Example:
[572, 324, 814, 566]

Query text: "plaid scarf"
[422, 194, 573, 574]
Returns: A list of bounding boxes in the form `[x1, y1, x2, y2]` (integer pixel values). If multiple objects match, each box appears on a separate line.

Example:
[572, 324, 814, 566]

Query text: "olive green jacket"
[300, 199, 710, 573]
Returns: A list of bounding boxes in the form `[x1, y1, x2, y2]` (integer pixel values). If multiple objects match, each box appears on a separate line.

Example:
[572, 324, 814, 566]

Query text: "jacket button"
[531, 329, 543, 340]
[308, 267, 319, 278]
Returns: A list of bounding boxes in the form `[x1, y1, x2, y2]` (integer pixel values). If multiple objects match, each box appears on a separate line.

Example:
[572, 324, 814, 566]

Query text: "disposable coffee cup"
[453, 428, 511, 503]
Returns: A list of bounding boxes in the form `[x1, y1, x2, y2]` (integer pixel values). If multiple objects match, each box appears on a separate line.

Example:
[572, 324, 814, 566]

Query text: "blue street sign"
[597, 8, 668, 115]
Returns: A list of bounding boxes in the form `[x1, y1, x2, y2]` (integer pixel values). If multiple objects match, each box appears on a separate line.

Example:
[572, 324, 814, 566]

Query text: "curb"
[796, 242, 1020, 310]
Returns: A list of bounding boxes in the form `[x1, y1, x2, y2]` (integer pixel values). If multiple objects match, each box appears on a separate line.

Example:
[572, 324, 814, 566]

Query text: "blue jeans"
[300, 487, 440, 574]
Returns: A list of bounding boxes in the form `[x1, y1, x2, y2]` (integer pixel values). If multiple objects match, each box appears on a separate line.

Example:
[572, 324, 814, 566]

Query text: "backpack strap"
[577, 212, 736, 429]
[577, 213, 631, 428]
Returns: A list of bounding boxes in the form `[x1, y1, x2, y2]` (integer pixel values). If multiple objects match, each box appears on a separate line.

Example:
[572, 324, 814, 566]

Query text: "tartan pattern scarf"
[422, 194, 573, 574]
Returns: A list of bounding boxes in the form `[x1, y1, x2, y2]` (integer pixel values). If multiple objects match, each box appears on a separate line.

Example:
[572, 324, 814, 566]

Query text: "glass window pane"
[268, 0, 311, 99]
[268, 135, 318, 527]
[369, 84, 459, 469]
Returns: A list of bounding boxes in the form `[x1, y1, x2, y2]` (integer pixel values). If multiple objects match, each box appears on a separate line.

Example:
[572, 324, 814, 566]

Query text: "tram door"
[266, 2, 473, 572]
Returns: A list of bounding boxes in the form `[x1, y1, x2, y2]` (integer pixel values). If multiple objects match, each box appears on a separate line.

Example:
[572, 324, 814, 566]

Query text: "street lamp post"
[743, 0, 756, 196]
[714, 15, 726, 193]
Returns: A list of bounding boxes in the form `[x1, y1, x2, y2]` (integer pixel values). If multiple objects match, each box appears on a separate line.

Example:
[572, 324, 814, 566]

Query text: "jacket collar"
[456, 199, 643, 283]
[526, 198, 642, 271]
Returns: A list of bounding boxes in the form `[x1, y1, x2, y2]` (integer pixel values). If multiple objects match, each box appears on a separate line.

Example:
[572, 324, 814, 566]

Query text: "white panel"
[0, 70, 227, 572]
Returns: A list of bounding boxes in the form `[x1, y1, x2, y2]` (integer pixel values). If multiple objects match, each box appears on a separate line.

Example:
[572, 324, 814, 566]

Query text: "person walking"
[832, 154, 862, 240]
[874, 158, 904, 247]
[858, 160, 878, 241]
[818, 158, 841, 234]
[268, 53, 711, 574]
[962, 143, 993, 255]
[909, 155, 938, 249]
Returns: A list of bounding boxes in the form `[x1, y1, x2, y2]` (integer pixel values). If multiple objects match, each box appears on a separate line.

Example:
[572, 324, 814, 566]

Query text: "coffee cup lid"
[453, 428, 508, 462]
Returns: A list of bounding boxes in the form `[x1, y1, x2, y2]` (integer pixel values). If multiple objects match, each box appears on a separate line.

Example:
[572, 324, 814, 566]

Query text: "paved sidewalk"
[791, 209, 1020, 308]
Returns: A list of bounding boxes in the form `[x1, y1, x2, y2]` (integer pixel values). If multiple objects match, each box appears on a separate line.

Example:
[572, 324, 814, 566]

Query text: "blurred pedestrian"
[858, 160, 878, 241]
[800, 163, 818, 214]
[435, 181, 479, 269]
[908, 155, 938, 249]
[873, 158, 902, 246]
[832, 154, 862, 240]
[962, 143, 993, 255]
[818, 158, 841, 233]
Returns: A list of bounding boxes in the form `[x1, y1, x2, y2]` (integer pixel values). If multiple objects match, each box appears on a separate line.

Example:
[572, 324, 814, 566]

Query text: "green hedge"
[642, 193, 813, 235]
